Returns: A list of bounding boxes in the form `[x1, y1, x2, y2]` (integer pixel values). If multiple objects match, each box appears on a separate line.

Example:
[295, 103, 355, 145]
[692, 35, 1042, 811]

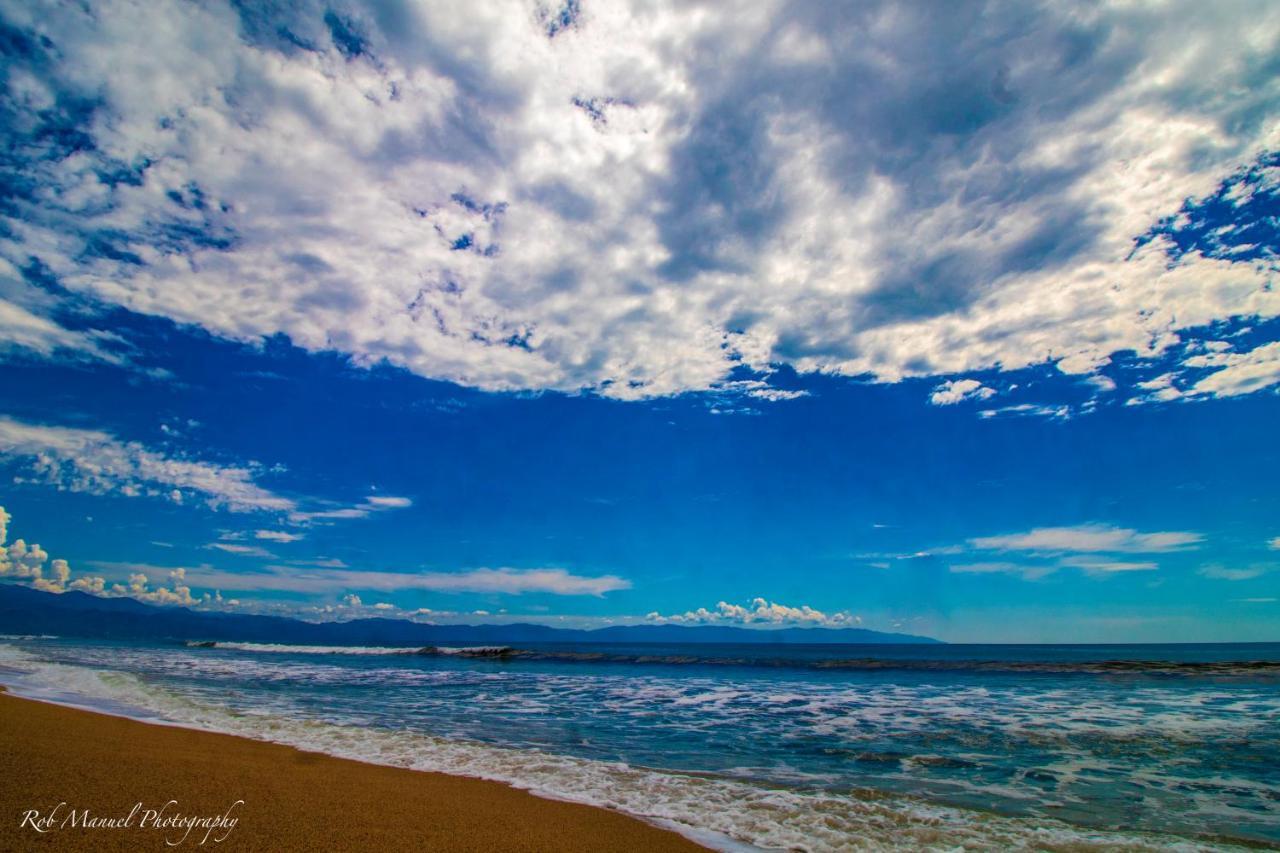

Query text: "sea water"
[1, 637, 1277, 850]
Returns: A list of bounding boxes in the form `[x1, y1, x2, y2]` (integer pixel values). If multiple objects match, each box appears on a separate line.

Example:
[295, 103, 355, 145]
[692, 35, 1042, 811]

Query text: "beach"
[0, 691, 705, 852]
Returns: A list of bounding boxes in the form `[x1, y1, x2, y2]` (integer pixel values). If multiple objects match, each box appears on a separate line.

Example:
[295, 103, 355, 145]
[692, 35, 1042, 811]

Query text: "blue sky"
[0, 0, 1277, 642]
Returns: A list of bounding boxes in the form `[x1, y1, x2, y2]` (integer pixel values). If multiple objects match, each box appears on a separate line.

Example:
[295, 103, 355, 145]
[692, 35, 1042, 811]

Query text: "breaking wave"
[185, 641, 514, 658]
[0, 642, 1254, 852]
[185, 641, 1280, 678]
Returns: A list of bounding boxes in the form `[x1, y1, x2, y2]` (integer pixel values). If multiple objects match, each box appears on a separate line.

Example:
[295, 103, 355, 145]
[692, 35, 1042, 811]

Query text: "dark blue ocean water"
[2, 637, 1277, 850]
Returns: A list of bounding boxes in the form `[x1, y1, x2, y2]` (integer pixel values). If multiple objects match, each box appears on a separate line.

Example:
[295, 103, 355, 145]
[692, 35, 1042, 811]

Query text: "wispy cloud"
[0, 416, 293, 512]
[1058, 556, 1159, 574]
[1198, 564, 1273, 581]
[207, 542, 275, 559]
[289, 495, 414, 524]
[969, 524, 1203, 554]
[977, 403, 1071, 421]
[939, 523, 1201, 582]
[0, 416, 414, 527]
[948, 562, 1056, 581]
[180, 565, 630, 597]
[0, 297, 119, 364]
[363, 496, 412, 509]
[255, 530, 303, 543]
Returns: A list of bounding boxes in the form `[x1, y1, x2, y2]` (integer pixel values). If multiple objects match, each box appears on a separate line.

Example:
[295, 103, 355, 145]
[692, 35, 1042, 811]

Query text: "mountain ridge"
[0, 583, 942, 645]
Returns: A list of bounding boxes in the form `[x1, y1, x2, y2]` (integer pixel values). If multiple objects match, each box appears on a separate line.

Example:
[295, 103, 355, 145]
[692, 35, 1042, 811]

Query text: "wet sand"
[0, 691, 707, 851]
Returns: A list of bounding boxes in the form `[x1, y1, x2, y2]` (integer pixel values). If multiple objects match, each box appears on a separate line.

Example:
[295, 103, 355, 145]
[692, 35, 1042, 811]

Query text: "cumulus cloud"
[0, 416, 294, 512]
[68, 574, 106, 594]
[645, 597, 860, 628]
[0, 504, 86, 593]
[120, 568, 198, 605]
[181, 565, 630, 596]
[969, 524, 1203, 554]
[929, 379, 996, 406]
[1, 507, 248, 605]
[0, 0, 1277, 403]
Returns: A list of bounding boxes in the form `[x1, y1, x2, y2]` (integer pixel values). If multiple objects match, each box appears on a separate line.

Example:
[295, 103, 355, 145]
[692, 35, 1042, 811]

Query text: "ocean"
[1, 637, 1277, 850]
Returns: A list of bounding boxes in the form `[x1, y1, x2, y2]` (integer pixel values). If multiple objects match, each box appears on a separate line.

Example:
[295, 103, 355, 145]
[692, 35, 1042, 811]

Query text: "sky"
[0, 0, 1277, 643]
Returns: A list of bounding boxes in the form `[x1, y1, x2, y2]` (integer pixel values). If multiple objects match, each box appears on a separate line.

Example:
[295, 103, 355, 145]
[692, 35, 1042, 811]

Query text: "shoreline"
[0, 690, 709, 851]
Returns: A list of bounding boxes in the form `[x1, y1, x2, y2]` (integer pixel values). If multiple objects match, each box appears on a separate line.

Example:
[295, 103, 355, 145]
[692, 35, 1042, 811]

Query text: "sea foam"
[0, 643, 1252, 853]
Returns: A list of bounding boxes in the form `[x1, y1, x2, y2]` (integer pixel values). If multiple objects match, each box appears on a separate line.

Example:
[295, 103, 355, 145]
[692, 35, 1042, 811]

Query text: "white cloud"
[255, 530, 303, 543]
[1058, 556, 1159, 573]
[0, 504, 89, 593]
[947, 561, 1054, 581]
[363, 496, 412, 509]
[948, 561, 1022, 574]
[949, 556, 1157, 581]
[1269, 536, 1280, 550]
[0, 507, 246, 605]
[646, 597, 860, 628]
[68, 575, 106, 594]
[1084, 374, 1116, 394]
[0, 0, 1277, 402]
[969, 524, 1203, 554]
[0, 416, 294, 512]
[207, 542, 275, 558]
[1182, 341, 1280, 398]
[288, 495, 413, 523]
[0, 293, 118, 363]
[977, 403, 1071, 420]
[180, 565, 630, 597]
[929, 379, 996, 406]
[119, 568, 198, 605]
[0, 536, 47, 580]
[1198, 563, 1273, 581]
[0, 416, 414, 526]
[1127, 371, 1186, 405]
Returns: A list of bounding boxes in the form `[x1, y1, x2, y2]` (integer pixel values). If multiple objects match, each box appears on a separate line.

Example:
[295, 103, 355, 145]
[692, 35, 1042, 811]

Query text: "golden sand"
[0, 691, 706, 851]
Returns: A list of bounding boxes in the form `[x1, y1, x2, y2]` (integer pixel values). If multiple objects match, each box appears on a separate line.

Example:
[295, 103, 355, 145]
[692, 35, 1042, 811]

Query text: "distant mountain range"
[0, 583, 941, 645]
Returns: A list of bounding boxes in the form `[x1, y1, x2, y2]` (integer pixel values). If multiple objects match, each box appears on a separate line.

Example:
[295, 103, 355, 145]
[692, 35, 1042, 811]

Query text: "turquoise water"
[2, 637, 1278, 850]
